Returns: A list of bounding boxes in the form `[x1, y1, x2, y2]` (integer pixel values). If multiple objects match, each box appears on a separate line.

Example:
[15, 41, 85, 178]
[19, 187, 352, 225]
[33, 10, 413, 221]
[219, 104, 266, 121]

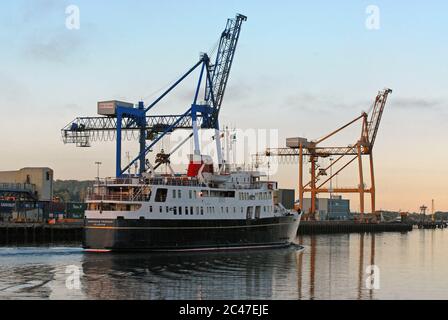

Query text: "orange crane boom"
[259, 88, 392, 222]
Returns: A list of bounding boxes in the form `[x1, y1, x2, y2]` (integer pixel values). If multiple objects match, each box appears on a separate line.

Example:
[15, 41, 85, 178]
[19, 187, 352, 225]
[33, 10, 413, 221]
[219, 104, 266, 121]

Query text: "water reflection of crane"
[357, 234, 376, 299]
[296, 234, 377, 300]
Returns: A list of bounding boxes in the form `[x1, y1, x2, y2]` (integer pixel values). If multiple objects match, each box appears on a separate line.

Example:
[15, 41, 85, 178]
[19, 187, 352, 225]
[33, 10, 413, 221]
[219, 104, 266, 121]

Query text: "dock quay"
[0, 223, 82, 245]
[298, 221, 413, 235]
[416, 221, 447, 229]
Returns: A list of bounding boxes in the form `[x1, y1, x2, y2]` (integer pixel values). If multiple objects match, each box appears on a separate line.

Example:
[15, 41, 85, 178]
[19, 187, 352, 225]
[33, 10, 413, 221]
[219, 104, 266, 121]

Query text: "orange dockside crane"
[262, 88, 392, 222]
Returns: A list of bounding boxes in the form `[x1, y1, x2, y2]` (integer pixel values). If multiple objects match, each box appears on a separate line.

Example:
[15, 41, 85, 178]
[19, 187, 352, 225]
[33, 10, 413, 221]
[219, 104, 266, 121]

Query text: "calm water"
[1, 229, 448, 300]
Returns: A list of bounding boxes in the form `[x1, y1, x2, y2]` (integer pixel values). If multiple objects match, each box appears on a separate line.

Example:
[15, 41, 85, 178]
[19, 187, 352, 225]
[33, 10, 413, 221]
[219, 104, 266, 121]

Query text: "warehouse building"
[301, 195, 351, 220]
[274, 189, 295, 210]
[0, 167, 53, 201]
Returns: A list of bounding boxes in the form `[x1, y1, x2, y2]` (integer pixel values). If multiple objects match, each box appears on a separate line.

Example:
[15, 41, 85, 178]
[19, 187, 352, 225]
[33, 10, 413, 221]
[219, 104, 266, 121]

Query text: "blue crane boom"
[206, 14, 247, 127]
[61, 14, 246, 177]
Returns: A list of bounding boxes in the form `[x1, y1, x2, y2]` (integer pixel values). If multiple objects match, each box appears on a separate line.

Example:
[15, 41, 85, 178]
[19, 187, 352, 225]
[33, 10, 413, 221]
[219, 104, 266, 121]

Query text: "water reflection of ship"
[296, 234, 376, 300]
[81, 247, 304, 300]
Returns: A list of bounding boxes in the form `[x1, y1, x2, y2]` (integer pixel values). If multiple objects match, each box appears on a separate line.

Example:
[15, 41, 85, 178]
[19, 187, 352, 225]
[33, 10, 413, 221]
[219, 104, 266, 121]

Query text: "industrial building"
[301, 196, 350, 220]
[274, 189, 295, 210]
[0, 167, 54, 201]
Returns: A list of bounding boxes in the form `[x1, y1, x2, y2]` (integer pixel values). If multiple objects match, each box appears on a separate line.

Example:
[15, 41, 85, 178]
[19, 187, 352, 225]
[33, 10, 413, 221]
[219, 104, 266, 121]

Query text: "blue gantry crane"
[61, 14, 247, 178]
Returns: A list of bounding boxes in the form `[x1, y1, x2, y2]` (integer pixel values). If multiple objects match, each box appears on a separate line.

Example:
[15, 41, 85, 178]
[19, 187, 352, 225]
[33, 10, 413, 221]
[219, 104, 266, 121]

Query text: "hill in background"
[53, 180, 94, 202]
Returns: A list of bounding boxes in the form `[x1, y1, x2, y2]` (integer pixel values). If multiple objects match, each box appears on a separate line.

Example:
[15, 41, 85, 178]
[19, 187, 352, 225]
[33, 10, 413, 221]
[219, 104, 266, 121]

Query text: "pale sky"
[0, 0, 447, 212]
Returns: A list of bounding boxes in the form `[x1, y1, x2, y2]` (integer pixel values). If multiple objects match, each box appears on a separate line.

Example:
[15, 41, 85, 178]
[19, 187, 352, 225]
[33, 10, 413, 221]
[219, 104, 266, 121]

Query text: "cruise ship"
[83, 155, 302, 252]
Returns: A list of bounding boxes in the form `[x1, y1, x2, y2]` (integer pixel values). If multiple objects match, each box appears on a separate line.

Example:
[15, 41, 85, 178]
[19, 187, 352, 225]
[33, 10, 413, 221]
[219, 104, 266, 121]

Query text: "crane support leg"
[192, 61, 206, 157]
[370, 153, 376, 217]
[116, 112, 123, 178]
[192, 114, 201, 156]
[357, 144, 365, 220]
[214, 121, 223, 169]
[299, 144, 304, 213]
[310, 155, 317, 219]
[138, 101, 146, 175]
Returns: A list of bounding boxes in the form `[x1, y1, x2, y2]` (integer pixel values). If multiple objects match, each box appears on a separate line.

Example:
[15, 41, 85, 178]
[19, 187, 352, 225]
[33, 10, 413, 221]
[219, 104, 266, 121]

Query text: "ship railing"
[94, 177, 206, 188]
[93, 177, 266, 190]
[147, 178, 206, 187]
[85, 194, 148, 202]
[96, 178, 141, 186]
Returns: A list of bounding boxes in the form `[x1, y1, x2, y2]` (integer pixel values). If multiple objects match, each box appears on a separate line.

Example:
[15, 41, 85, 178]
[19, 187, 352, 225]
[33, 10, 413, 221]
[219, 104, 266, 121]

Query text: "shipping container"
[49, 202, 65, 214]
[65, 202, 86, 219]
[0, 200, 15, 213]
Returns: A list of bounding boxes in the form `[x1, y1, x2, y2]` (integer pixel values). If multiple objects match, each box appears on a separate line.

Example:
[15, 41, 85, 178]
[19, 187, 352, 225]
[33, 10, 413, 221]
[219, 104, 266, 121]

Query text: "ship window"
[191, 206, 194, 215]
[46, 171, 50, 181]
[226, 207, 229, 213]
[178, 190, 182, 198]
[149, 206, 153, 213]
[194, 190, 197, 198]
[159, 206, 162, 213]
[241, 207, 243, 213]
[196, 207, 199, 215]
[209, 190, 235, 198]
[155, 188, 168, 202]
[166, 206, 169, 213]
[189, 190, 192, 199]
[173, 207, 177, 215]
[200, 207, 204, 215]
[234, 207, 236, 213]
[172, 189, 176, 199]
[185, 207, 189, 215]
[179, 207, 182, 215]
